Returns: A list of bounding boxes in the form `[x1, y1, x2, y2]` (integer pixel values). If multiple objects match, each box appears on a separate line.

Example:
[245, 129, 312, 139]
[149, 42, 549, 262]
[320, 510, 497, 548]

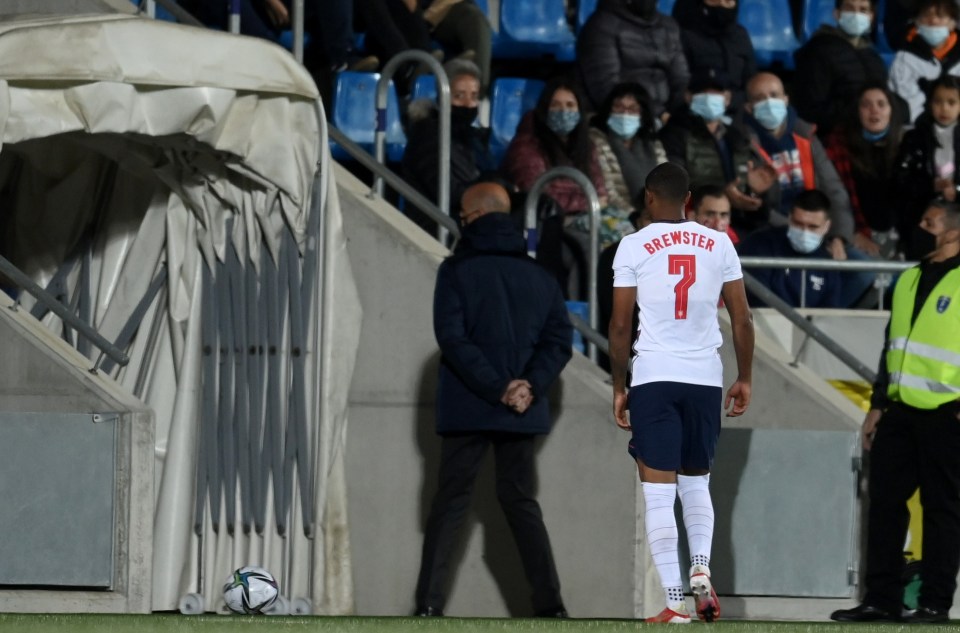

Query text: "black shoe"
[903, 606, 949, 623]
[414, 606, 444, 616]
[534, 607, 569, 618]
[830, 603, 899, 622]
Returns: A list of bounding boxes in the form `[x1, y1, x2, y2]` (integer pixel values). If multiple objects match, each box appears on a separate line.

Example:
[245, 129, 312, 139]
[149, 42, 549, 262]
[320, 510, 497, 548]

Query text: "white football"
[222, 566, 279, 614]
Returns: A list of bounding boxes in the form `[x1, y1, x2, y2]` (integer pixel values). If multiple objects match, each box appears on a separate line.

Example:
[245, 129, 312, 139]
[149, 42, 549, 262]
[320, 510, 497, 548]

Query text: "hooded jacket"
[576, 0, 690, 115]
[433, 213, 573, 434]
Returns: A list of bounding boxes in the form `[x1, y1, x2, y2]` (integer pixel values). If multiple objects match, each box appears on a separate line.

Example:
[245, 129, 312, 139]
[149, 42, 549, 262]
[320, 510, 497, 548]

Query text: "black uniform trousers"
[414, 431, 563, 613]
[864, 401, 960, 612]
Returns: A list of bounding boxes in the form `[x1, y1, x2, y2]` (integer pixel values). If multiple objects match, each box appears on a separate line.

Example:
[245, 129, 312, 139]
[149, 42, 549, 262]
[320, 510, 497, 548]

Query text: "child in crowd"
[894, 75, 960, 258]
[889, 0, 960, 123]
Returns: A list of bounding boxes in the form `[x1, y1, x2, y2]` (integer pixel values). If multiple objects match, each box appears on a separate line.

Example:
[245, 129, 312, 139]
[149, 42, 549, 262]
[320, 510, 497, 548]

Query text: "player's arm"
[610, 285, 637, 430]
[721, 278, 754, 417]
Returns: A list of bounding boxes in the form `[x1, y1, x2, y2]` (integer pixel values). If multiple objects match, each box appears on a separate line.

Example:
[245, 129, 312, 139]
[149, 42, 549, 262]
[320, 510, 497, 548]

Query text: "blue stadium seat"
[410, 75, 438, 102]
[874, 0, 896, 66]
[738, 0, 800, 69]
[489, 77, 545, 164]
[658, 0, 677, 16]
[330, 72, 407, 163]
[802, 0, 835, 41]
[474, 0, 576, 61]
[578, 0, 598, 31]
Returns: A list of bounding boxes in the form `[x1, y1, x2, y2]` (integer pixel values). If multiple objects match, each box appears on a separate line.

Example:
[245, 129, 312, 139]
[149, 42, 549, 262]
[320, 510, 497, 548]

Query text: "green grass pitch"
[0, 615, 957, 633]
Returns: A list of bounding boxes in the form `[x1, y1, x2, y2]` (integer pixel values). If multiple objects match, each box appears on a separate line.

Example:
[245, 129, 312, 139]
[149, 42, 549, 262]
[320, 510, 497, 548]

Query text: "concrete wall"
[336, 165, 871, 620]
[0, 293, 153, 613]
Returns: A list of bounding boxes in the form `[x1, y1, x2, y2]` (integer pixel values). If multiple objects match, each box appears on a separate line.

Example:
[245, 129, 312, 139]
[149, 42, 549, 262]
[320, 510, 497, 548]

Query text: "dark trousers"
[864, 402, 960, 612]
[415, 432, 563, 613]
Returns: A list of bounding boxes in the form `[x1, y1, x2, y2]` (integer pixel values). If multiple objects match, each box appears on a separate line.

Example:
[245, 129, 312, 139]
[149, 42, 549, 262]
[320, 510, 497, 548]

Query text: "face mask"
[918, 24, 950, 48]
[913, 225, 939, 258]
[787, 226, 825, 253]
[451, 105, 478, 127]
[607, 113, 641, 138]
[837, 11, 871, 37]
[752, 98, 788, 130]
[690, 93, 727, 121]
[703, 5, 737, 27]
[547, 110, 580, 135]
[862, 126, 889, 141]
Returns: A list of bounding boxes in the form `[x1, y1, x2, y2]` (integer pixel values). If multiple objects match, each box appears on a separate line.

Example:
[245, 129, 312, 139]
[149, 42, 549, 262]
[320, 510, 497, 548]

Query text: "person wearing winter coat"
[889, 0, 960, 123]
[414, 182, 572, 618]
[793, 0, 889, 138]
[576, 0, 690, 118]
[672, 0, 756, 115]
[402, 58, 497, 229]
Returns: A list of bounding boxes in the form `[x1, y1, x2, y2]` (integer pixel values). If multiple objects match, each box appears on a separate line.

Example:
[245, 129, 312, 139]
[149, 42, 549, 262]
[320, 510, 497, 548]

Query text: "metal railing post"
[292, 0, 304, 63]
[228, 0, 241, 34]
[523, 166, 601, 362]
[373, 51, 451, 242]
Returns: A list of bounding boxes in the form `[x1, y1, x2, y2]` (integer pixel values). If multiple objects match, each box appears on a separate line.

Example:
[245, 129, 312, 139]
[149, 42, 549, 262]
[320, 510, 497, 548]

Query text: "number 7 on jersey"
[668, 254, 696, 320]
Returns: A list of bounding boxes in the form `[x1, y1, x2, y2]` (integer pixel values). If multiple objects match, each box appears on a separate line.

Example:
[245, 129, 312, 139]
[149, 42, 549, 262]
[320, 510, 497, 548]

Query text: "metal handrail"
[524, 166, 601, 362]
[373, 51, 451, 243]
[0, 254, 129, 371]
[740, 256, 916, 310]
[330, 127, 461, 238]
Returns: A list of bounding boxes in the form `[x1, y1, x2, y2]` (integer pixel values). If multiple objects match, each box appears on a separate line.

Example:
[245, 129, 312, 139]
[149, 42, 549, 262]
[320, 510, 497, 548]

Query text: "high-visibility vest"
[886, 266, 960, 409]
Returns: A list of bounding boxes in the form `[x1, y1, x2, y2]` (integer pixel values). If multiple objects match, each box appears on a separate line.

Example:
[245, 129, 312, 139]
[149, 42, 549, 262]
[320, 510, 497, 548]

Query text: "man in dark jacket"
[672, 0, 757, 115]
[576, 0, 690, 117]
[414, 182, 573, 617]
[737, 189, 845, 308]
[793, 0, 888, 139]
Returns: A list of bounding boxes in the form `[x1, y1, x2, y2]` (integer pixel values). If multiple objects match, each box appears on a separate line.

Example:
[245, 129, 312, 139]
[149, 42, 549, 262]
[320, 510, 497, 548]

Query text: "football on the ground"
[222, 566, 279, 614]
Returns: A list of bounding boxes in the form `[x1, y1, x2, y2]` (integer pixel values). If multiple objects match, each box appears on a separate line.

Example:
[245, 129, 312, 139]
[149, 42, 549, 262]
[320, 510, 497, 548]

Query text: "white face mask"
[837, 11, 872, 37]
[787, 226, 825, 253]
[918, 24, 951, 48]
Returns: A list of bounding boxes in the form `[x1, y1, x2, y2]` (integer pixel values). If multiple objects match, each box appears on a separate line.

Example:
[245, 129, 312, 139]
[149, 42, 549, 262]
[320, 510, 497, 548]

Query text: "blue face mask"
[607, 113, 641, 138]
[690, 93, 727, 122]
[752, 98, 788, 130]
[862, 126, 889, 141]
[918, 24, 950, 48]
[547, 110, 580, 135]
[837, 11, 872, 37]
[787, 226, 825, 254]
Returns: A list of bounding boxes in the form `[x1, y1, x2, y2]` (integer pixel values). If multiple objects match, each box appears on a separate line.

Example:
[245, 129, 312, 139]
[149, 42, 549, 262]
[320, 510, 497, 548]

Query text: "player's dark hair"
[793, 189, 831, 214]
[691, 184, 728, 210]
[645, 163, 689, 204]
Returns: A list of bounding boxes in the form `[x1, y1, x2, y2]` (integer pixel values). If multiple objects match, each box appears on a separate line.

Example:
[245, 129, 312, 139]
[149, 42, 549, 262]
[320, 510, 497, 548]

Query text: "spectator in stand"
[659, 70, 775, 236]
[884, 0, 920, 51]
[503, 78, 609, 299]
[744, 72, 876, 306]
[672, 0, 756, 116]
[889, 0, 960, 123]
[893, 75, 960, 259]
[402, 59, 497, 231]
[502, 77, 608, 218]
[737, 190, 845, 308]
[825, 84, 906, 259]
[793, 0, 889, 139]
[589, 82, 668, 248]
[421, 0, 493, 90]
[576, 0, 690, 119]
[689, 184, 739, 245]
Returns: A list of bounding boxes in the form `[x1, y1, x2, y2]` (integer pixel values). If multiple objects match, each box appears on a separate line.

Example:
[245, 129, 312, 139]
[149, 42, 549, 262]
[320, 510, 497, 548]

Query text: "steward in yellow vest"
[831, 201, 960, 624]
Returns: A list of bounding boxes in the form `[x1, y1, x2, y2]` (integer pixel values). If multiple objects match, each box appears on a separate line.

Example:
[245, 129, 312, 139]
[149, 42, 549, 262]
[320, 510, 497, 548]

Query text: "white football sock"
[678, 474, 714, 567]
[642, 481, 683, 600]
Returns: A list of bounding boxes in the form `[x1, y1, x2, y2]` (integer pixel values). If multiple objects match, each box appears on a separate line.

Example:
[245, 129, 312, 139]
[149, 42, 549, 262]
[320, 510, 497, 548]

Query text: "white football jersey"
[612, 220, 742, 387]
